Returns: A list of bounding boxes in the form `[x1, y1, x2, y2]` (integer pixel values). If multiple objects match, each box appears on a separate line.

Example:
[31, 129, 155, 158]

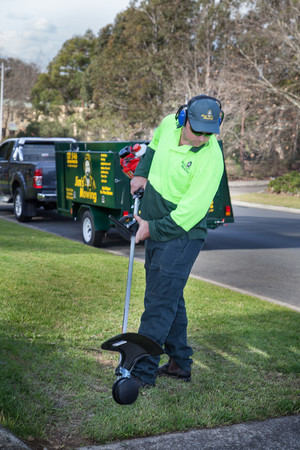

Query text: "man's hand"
[130, 176, 147, 195]
[134, 215, 150, 243]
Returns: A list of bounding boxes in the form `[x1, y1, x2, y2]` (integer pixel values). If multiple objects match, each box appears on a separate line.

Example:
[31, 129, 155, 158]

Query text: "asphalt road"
[194, 204, 300, 310]
[1, 192, 299, 311]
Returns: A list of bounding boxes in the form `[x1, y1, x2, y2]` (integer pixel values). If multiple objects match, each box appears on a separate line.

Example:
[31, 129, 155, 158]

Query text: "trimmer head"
[102, 332, 164, 372]
[101, 333, 164, 405]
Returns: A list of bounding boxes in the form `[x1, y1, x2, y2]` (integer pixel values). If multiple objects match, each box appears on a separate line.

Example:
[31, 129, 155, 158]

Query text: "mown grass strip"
[232, 192, 300, 209]
[0, 219, 299, 448]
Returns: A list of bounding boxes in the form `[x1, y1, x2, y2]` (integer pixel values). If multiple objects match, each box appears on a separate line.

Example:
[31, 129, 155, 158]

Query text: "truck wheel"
[14, 188, 32, 222]
[82, 210, 104, 247]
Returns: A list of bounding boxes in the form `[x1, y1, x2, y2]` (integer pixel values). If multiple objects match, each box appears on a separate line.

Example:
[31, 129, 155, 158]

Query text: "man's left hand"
[134, 215, 150, 243]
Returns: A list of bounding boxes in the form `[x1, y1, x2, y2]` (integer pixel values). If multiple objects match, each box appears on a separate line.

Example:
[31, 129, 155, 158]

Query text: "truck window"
[0, 142, 14, 161]
[22, 144, 56, 162]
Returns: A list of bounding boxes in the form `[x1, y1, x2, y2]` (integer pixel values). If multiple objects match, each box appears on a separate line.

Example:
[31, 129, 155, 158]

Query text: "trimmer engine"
[119, 143, 147, 179]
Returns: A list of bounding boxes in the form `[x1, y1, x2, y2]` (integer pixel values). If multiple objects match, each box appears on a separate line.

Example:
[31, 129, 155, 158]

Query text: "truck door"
[0, 141, 14, 198]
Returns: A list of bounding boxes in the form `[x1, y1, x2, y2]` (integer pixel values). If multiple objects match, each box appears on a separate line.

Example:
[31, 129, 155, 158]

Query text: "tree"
[31, 30, 96, 117]
[221, 0, 300, 174]
[31, 73, 64, 116]
[86, 0, 196, 136]
[0, 58, 39, 137]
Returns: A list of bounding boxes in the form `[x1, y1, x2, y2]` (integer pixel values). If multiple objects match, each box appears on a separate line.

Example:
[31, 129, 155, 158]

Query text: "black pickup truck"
[0, 137, 76, 222]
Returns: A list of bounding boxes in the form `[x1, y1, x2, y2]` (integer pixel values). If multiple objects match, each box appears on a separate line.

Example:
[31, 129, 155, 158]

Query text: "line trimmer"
[101, 188, 164, 405]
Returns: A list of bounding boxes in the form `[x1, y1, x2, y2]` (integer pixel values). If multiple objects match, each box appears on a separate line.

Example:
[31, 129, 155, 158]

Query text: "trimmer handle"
[133, 187, 144, 200]
[109, 188, 144, 240]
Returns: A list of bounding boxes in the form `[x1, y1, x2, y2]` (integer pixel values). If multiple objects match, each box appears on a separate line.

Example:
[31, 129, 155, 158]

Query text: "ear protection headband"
[175, 95, 224, 128]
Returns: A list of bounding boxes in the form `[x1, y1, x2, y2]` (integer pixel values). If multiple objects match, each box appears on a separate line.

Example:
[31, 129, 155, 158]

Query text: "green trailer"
[55, 141, 234, 247]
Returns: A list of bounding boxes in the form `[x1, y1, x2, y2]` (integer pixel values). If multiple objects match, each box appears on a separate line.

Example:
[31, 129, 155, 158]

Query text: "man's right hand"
[130, 176, 148, 195]
[134, 215, 150, 243]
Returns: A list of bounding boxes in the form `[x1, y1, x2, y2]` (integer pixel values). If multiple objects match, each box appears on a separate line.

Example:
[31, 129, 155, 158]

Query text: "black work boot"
[156, 357, 191, 381]
[130, 375, 154, 389]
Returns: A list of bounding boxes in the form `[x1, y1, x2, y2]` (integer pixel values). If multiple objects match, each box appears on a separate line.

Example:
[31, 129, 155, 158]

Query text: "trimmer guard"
[109, 214, 138, 241]
[101, 332, 164, 373]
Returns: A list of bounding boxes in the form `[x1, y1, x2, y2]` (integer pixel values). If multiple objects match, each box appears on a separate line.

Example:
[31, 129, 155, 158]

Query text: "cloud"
[34, 18, 57, 33]
[0, 0, 132, 69]
[0, 16, 57, 66]
[6, 12, 31, 21]
[0, 30, 28, 60]
[0, 30, 50, 66]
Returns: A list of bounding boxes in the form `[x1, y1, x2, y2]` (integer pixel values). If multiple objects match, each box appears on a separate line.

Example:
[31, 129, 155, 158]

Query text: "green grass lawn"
[232, 192, 300, 209]
[0, 219, 299, 449]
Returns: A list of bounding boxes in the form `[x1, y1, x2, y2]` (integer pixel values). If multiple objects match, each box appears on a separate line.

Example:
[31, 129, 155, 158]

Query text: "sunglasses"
[188, 121, 213, 136]
[190, 126, 213, 137]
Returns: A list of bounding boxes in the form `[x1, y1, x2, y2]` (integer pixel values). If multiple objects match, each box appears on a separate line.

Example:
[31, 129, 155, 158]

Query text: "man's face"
[85, 159, 91, 176]
[182, 120, 212, 147]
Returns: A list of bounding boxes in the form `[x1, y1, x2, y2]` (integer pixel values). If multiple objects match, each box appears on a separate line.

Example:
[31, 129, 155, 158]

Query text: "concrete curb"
[1, 415, 299, 450]
[76, 415, 300, 449]
[0, 425, 30, 449]
[229, 180, 270, 187]
[190, 274, 300, 313]
[232, 200, 300, 214]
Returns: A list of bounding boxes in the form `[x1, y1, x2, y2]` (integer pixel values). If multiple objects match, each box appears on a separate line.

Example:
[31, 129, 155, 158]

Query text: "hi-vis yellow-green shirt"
[135, 114, 224, 241]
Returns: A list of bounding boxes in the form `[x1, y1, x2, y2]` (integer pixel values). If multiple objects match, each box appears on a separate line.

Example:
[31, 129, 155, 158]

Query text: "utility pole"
[0, 62, 4, 140]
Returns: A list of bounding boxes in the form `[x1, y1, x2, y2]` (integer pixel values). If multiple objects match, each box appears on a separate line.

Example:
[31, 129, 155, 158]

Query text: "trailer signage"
[66, 151, 78, 168]
[66, 187, 74, 201]
[100, 153, 113, 199]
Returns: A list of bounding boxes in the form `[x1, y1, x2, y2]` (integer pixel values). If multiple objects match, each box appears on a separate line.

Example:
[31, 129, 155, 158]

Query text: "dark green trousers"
[131, 234, 204, 385]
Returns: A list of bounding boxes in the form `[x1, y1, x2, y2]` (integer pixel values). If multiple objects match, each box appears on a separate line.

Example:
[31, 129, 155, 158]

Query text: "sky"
[0, 0, 133, 71]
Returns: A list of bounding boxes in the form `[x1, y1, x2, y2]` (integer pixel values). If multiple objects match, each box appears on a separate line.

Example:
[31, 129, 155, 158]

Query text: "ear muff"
[219, 110, 224, 126]
[175, 104, 188, 127]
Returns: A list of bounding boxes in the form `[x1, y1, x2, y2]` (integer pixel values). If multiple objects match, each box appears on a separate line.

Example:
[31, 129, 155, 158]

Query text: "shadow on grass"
[0, 332, 114, 445]
[187, 307, 299, 425]
[0, 305, 299, 447]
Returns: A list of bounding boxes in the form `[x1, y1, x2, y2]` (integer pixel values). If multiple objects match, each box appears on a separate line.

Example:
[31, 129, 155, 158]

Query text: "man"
[130, 95, 224, 387]
[83, 153, 96, 191]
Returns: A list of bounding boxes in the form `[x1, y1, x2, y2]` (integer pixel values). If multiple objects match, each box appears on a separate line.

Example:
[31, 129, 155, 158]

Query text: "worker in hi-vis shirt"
[130, 95, 225, 388]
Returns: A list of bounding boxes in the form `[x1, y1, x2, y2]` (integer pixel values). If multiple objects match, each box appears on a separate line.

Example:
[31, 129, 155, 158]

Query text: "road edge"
[190, 274, 300, 313]
[232, 200, 300, 214]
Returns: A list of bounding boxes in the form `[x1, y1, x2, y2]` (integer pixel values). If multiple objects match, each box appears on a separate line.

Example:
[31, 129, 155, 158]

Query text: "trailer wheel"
[82, 210, 104, 247]
[14, 188, 32, 222]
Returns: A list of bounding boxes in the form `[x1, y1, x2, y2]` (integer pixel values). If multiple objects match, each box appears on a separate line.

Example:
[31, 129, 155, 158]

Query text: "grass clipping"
[0, 219, 299, 449]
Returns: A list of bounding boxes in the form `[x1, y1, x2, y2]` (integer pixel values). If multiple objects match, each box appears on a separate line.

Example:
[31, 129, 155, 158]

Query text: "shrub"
[269, 171, 300, 195]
